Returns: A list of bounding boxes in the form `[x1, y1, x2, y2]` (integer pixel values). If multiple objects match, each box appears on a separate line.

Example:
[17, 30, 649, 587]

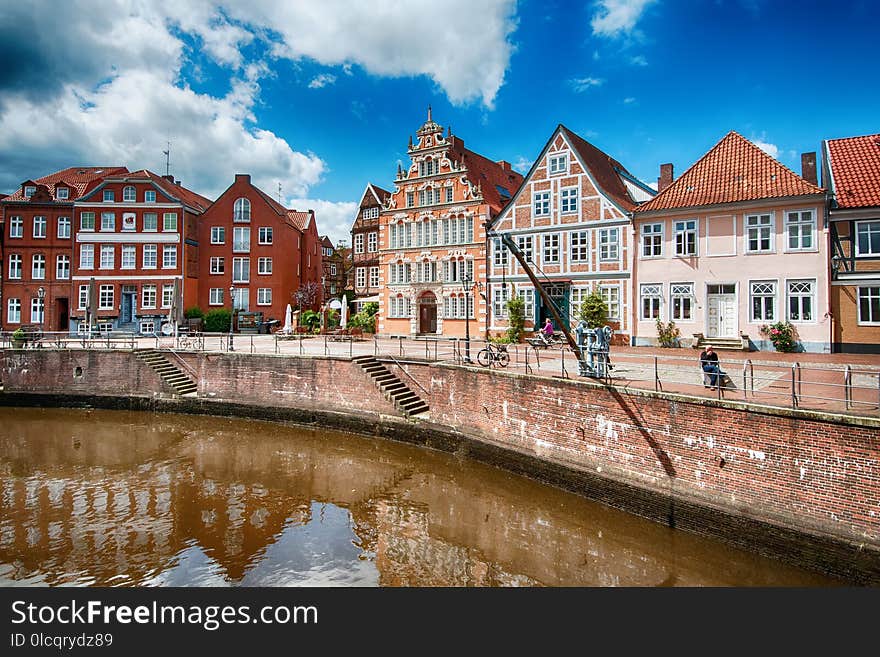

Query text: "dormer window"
[548, 154, 568, 175]
[56, 187, 69, 200]
[103, 189, 115, 202]
[123, 186, 136, 202]
[145, 190, 156, 203]
[234, 198, 251, 222]
[24, 185, 36, 198]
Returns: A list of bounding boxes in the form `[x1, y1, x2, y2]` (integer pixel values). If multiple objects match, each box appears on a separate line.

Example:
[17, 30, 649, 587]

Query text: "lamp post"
[37, 286, 46, 344]
[228, 285, 236, 352]
[462, 275, 472, 363]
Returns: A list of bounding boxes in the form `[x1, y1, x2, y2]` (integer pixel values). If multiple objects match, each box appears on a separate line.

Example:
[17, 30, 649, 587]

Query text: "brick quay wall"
[1, 348, 878, 584]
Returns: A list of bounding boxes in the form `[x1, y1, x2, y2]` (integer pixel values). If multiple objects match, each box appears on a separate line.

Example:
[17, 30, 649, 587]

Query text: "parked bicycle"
[476, 342, 509, 368]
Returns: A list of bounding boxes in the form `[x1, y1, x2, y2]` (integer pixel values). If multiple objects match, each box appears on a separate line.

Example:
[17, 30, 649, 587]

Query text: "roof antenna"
[162, 142, 171, 177]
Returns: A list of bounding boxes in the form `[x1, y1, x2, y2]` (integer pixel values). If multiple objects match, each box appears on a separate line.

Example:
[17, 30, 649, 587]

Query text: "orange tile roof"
[446, 136, 523, 212]
[825, 134, 880, 209]
[2, 166, 128, 201]
[636, 131, 824, 213]
[286, 210, 313, 231]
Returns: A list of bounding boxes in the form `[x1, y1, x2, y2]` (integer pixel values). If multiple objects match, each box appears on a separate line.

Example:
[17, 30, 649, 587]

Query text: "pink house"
[633, 132, 830, 352]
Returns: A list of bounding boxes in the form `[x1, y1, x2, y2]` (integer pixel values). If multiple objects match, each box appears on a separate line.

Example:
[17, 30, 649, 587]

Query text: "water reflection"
[0, 407, 839, 587]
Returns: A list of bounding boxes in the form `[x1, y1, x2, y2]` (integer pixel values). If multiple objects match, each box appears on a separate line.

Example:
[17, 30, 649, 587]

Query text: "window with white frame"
[674, 220, 698, 256]
[121, 245, 136, 269]
[858, 287, 880, 325]
[56, 187, 69, 200]
[100, 245, 114, 269]
[406, 192, 414, 208]
[533, 191, 550, 217]
[354, 233, 364, 253]
[571, 231, 589, 263]
[640, 284, 662, 320]
[7, 254, 21, 279]
[80, 212, 95, 231]
[99, 285, 114, 310]
[232, 257, 249, 283]
[139, 321, 155, 335]
[856, 221, 880, 256]
[548, 153, 568, 175]
[493, 237, 508, 267]
[560, 187, 578, 214]
[209, 288, 224, 306]
[569, 288, 589, 320]
[145, 190, 156, 203]
[599, 228, 619, 261]
[356, 267, 366, 289]
[362, 207, 379, 220]
[258, 257, 272, 275]
[161, 284, 174, 309]
[330, 264, 337, 276]
[162, 245, 177, 269]
[143, 213, 158, 232]
[163, 213, 177, 232]
[445, 187, 453, 203]
[369, 266, 379, 288]
[123, 186, 136, 202]
[750, 281, 776, 322]
[7, 298, 21, 324]
[368, 232, 377, 252]
[233, 227, 250, 252]
[24, 185, 35, 198]
[670, 283, 693, 321]
[389, 295, 411, 318]
[787, 279, 815, 322]
[210, 226, 225, 244]
[210, 257, 225, 274]
[56, 254, 70, 280]
[57, 216, 71, 239]
[745, 213, 773, 253]
[542, 233, 560, 264]
[78, 285, 89, 310]
[599, 285, 621, 320]
[80, 244, 94, 269]
[444, 259, 473, 283]
[9, 216, 23, 238]
[30, 297, 44, 324]
[257, 288, 272, 305]
[258, 227, 273, 244]
[233, 198, 251, 222]
[103, 189, 114, 202]
[419, 158, 436, 177]
[517, 288, 534, 321]
[32, 254, 45, 279]
[33, 216, 47, 238]
[785, 211, 815, 251]
[143, 244, 157, 269]
[444, 295, 474, 319]
[142, 285, 157, 308]
[641, 223, 662, 257]
[493, 286, 509, 319]
[516, 235, 534, 264]
[101, 212, 115, 232]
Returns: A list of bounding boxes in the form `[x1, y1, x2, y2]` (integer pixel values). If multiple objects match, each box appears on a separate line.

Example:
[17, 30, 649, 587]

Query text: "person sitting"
[699, 345, 723, 389]
[542, 318, 554, 338]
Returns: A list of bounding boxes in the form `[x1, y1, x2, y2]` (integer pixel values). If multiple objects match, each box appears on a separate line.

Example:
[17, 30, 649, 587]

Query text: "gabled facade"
[633, 132, 829, 352]
[487, 125, 654, 342]
[823, 133, 880, 353]
[197, 174, 322, 324]
[351, 183, 388, 311]
[1, 166, 128, 332]
[320, 235, 345, 300]
[71, 170, 210, 335]
[377, 109, 522, 337]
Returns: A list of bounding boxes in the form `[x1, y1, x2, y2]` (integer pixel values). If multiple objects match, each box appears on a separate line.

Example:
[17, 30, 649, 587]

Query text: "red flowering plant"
[759, 321, 799, 352]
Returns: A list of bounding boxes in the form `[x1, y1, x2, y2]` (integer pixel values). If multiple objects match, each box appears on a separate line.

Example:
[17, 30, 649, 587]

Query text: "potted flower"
[11, 327, 26, 349]
[759, 321, 798, 352]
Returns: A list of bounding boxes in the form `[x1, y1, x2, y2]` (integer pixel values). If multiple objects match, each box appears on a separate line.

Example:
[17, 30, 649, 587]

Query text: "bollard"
[791, 365, 798, 408]
[654, 356, 659, 392]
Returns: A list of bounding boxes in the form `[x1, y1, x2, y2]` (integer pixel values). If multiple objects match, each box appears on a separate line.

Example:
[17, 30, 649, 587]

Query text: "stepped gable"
[637, 131, 824, 213]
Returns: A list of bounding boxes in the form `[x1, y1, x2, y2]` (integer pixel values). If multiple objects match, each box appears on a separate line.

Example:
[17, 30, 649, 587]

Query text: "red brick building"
[196, 174, 322, 325]
[320, 235, 346, 300]
[351, 183, 389, 311]
[71, 170, 210, 335]
[1, 166, 128, 333]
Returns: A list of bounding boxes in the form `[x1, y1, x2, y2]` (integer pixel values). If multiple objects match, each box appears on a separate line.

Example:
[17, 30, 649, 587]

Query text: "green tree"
[578, 292, 608, 328]
[505, 293, 525, 343]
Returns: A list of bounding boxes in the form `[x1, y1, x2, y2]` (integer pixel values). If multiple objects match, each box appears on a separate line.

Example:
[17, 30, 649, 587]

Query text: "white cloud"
[512, 157, 534, 174]
[570, 77, 605, 92]
[623, 96, 637, 104]
[630, 55, 648, 66]
[289, 198, 359, 246]
[308, 74, 337, 89]
[751, 137, 780, 159]
[591, 0, 657, 38]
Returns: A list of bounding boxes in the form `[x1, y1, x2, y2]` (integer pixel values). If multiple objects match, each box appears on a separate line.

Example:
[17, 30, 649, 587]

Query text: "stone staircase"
[135, 349, 198, 396]
[353, 355, 429, 417]
[692, 334, 750, 351]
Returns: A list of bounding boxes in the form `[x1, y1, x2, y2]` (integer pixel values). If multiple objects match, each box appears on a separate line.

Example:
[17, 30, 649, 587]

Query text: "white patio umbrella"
[282, 304, 293, 334]
[339, 297, 348, 328]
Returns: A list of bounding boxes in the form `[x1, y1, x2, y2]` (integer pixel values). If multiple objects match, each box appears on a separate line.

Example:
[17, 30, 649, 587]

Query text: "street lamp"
[462, 275, 473, 363]
[37, 286, 46, 344]
[228, 285, 236, 351]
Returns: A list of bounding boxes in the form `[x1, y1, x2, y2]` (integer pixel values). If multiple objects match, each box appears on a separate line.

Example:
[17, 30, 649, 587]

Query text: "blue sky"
[1, 1, 877, 245]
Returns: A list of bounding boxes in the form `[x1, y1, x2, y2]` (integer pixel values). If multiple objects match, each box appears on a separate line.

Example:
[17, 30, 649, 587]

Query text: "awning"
[356, 295, 380, 303]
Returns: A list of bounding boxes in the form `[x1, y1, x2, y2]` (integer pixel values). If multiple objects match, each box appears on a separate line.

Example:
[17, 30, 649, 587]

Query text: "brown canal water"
[0, 407, 840, 587]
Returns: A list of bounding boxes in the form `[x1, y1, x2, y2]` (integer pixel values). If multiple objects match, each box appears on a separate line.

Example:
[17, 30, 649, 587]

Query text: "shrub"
[578, 292, 608, 328]
[505, 294, 525, 343]
[12, 327, 26, 342]
[184, 307, 204, 320]
[204, 308, 231, 333]
[327, 309, 340, 329]
[655, 319, 681, 348]
[759, 321, 799, 352]
[348, 302, 378, 333]
[300, 310, 321, 331]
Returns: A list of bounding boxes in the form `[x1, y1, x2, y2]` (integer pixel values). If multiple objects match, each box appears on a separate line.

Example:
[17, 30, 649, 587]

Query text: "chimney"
[234, 174, 251, 184]
[497, 160, 511, 172]
[658, 163, 674, 192]
[801, 152, 818, 186]
[175, 180, 181, 186]
[163, 174, 174, 182]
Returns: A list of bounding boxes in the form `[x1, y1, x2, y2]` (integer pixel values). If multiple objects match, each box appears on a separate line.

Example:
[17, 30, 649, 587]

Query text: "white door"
[707, 294, 737, 338]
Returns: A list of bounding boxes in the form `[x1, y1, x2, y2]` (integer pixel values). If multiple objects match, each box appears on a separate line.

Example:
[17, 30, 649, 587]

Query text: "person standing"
[699, 345, 722, 388]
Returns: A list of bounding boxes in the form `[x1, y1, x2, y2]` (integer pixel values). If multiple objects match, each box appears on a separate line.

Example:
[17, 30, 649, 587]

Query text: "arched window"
[233, 198, 251, 222]
[123, 186, 136, 202]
